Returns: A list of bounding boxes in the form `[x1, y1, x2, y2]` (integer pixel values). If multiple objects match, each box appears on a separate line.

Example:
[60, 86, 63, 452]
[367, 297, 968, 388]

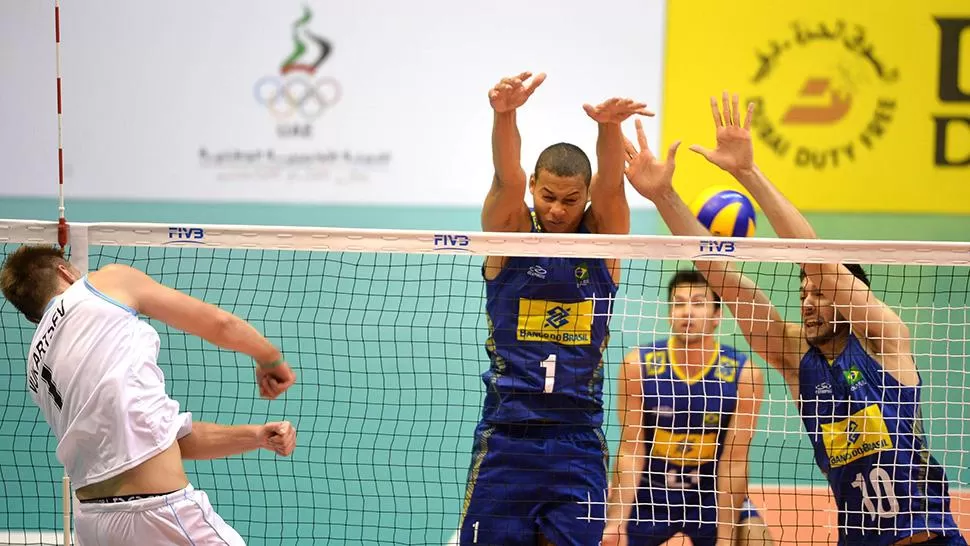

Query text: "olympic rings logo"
[253, 75, 342, 121]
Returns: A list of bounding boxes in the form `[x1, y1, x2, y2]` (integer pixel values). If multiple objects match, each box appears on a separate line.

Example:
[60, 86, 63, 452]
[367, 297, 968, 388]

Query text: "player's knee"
[734, 517, 774, 546]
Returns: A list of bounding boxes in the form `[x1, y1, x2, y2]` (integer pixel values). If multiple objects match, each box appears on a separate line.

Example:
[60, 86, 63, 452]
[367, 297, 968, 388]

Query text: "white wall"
[1, 0, 667, 206]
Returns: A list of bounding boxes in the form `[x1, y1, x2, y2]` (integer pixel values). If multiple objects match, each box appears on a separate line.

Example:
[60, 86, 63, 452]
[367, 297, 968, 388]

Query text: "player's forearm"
[605, 445, 645, 522]
[595, 122, 625, 191]
[491, 110, 527, 190]
[651, 187, 734, 279]
[715, 490, 737, 546]
[715, 460, 748, 543]
[650, 187, 713, 238]
[214, 313, 282, 367]
[178, 421, 262, 460]
[735, 167, 817, 239]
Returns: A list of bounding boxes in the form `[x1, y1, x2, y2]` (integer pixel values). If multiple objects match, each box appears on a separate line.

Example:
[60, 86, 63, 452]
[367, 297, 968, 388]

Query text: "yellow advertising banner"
[660, 1, 970, 213]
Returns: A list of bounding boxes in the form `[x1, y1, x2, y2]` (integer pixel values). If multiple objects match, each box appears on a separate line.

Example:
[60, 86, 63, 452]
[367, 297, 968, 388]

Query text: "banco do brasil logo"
[747, 20, 899, 171]
[545, 306, 571, 329]
[254, 6, 340, 135]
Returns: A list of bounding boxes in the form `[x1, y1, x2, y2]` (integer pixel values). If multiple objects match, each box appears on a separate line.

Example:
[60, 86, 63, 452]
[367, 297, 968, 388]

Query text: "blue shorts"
[458, 421, 608, 546]
[920, 536, 969, 546]
[738, 497, 761, 524]
[626, 496, 761, 546]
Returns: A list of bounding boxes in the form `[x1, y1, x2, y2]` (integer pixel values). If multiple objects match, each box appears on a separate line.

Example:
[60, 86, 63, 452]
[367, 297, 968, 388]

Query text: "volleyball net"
[0, 219, 967, 545]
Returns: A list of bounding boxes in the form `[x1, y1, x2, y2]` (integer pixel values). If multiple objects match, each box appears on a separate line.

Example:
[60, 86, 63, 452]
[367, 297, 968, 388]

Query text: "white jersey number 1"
[540, 355, 557, 393]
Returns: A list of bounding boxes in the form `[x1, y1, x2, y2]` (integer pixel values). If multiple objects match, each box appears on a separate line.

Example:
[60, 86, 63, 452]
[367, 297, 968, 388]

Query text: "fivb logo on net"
[254, 7, 341, 138]
[694, 239, 737, 258]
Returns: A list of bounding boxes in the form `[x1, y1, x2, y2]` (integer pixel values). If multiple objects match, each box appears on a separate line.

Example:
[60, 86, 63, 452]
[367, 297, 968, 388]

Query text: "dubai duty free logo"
[254, 6, 341, 137]
[746, 20, 899, 171]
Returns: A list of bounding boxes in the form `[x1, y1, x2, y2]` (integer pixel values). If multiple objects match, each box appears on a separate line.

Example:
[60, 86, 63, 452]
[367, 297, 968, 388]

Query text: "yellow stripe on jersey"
[516, 299, 593, 346]
[667, 338, 728, 385]
[642, 350, 669, 376]
[821, 404, 894, 468]
[651, 428, 720, 467]
[714, 355, 739, 382]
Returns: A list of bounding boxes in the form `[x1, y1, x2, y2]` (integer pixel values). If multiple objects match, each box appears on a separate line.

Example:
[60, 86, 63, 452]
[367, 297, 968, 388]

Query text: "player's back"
[798, 333, 965, 546]
[27, 276, 186, 490]
[481, 213, 617, 427]
[635, 340, 748, 508]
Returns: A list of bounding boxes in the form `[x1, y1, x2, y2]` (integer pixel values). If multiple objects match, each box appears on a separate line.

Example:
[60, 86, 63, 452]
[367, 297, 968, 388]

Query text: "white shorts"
[74, 484, 244, 545]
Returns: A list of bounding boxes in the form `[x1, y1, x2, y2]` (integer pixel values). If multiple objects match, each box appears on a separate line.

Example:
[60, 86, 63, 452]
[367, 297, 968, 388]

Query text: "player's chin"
[679, 328, 706, 339]
[804, 323, 834, 344]
[543, 221, 571, 233]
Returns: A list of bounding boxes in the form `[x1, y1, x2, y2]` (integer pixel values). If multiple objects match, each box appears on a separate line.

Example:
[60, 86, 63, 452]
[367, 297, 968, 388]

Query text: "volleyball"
[689, 186, 757, 238]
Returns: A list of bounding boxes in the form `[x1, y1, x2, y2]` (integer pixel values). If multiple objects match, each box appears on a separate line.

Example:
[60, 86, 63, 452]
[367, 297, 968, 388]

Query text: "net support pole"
[62, 223, 87, 546]
[63, 224, 87, 545]
[54, 0, 68, 250]
[62, 475, 71, 546]
[54, 0, 73, 541]
[68, 224, 89, 274]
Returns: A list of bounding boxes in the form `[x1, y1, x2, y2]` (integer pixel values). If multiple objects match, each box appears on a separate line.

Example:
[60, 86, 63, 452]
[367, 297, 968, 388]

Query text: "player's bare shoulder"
[86, 264, 141, 305]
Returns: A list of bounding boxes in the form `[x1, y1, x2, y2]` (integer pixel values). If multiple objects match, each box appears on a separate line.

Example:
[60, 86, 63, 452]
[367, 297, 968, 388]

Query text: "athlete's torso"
[28, 277, 188, 490]
[798, 333, 962, 545]
[481, 211, 617, 426]
[637, 340, 748, 507]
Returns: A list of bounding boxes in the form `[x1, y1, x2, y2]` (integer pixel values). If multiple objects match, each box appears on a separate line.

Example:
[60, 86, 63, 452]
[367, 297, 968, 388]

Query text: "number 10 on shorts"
[540, 354, 557, 393]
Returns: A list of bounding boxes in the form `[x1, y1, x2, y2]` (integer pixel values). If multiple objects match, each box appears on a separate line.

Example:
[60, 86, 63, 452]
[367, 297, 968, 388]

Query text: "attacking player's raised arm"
[87, 264, 296, 399]
[715, 362, 763, 544]
[481, 72, 545, 233]
[582, 99, 653, 236]
[603, 350, 648, 545]
[622, 120, 805, 383]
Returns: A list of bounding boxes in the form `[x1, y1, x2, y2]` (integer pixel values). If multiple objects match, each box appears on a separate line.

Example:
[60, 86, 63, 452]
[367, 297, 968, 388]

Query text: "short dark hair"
[0, 245, 69, 323]
[799, 264, 871, 288]
[534, 142, 592, 187]
[667, 268, 721, 309]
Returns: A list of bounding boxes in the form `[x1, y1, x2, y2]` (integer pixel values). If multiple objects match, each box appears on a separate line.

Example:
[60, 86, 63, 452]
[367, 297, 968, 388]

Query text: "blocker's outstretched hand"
[583, 97, 654, 124]
[689, 91, 755, 177]
[623, 119, 680, 202]
[488, 71, 546, 113]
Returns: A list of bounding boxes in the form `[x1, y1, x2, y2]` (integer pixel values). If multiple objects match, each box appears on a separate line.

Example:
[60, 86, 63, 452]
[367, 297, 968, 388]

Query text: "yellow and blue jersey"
[635, 339, 748, 506]
[460, 211, 615, 544]
[799, 333, 965, 546]
[480, 211, 617, 426]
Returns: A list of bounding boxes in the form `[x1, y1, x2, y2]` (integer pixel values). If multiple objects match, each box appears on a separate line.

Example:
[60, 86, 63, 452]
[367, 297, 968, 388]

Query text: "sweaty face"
[800, 277, 841, 345]
[529, 170, 588, 233]
[668, 283, 721, 344]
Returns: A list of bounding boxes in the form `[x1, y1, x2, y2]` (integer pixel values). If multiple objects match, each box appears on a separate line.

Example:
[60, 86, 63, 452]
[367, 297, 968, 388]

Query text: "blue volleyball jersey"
[480, 211, 617, 426]
[799, 333, 964, 546]
[635, 340, 749, 508]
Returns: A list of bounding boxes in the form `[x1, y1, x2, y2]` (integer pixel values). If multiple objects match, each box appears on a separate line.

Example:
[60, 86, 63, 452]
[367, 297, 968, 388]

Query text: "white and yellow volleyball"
[689, 186, 757, 238]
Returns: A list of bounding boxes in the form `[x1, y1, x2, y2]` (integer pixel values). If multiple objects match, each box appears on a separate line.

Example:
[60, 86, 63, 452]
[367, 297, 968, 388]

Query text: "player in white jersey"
[1, 245, 298, 546]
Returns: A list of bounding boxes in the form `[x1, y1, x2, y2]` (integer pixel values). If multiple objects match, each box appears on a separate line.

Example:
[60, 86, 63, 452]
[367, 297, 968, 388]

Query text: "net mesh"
[0, 222, 967, 545]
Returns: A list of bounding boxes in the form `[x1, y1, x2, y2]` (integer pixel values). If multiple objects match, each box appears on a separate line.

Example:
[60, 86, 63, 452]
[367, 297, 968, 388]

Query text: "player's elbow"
[177, 434, 202, 460]
[617, 440, 646, 469]
[888, 319, 912, 342]
[210, 310, 241, 344]
[718, 459, 750, 496]
[742, 335, 774, 368]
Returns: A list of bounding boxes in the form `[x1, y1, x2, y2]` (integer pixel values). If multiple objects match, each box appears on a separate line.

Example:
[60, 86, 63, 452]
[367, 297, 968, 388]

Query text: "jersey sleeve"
[175, 411, 193, 439]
